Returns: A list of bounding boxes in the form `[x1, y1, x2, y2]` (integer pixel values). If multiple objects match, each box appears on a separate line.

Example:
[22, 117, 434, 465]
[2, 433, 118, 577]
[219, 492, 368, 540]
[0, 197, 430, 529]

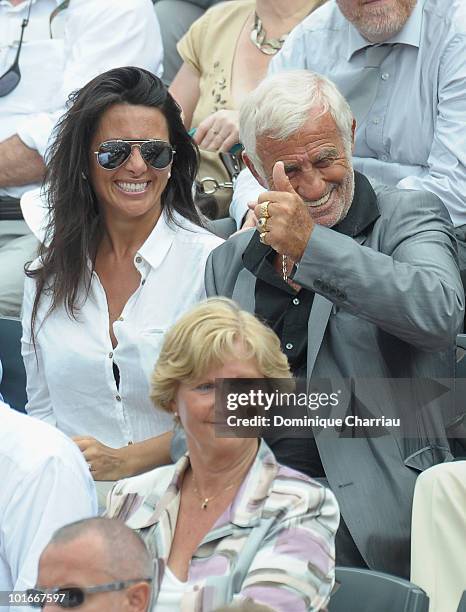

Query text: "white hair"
[239, 70, 354, 176]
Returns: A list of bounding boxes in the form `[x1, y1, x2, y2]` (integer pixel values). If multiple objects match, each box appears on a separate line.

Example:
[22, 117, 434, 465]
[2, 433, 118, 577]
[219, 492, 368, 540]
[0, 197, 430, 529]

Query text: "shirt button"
[135, 256, 142, 264]
[116, 395, 121, 402]
[381, 154, 389, 162]
[117, 316, 124, 322]
[292, 298, 300, 306]
[108, 352, 113, 359]
[381, 72, 390, 80]
[372, 117, 380, 124]
[285, 343, 293, 350]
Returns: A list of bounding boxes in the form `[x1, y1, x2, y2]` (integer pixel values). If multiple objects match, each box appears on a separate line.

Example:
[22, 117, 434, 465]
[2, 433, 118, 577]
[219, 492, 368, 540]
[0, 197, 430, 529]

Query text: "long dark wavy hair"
[27, 66, 201, 337]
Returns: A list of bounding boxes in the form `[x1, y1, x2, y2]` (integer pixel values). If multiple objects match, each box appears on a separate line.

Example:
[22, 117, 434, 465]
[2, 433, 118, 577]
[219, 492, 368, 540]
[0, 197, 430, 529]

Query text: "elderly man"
[0, 401, 97, 604]
[205, 70, 464, 578]
[230, 0, 466, 284]
[34, 518, 153, 612]
[0, 0, 163, 316]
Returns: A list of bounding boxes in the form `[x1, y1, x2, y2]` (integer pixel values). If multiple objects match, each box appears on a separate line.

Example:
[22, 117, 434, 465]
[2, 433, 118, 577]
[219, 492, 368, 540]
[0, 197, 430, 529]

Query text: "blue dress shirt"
[231, 0, 466, 228]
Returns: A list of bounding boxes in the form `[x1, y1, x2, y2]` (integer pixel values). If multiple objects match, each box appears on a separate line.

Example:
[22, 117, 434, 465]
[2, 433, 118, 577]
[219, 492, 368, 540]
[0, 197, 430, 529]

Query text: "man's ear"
[242, 151, 267, 189]
[351, 118, 356, 154]
[126, 581, 151, 612]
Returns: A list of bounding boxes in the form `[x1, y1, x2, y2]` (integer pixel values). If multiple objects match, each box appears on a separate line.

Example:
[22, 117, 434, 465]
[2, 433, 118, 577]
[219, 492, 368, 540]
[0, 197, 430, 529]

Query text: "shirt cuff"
[16, 111, 62, 158]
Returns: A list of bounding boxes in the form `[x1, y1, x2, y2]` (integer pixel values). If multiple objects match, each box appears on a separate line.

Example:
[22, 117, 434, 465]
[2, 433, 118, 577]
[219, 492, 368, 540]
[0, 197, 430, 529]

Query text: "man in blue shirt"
[230, 0, 466, 288]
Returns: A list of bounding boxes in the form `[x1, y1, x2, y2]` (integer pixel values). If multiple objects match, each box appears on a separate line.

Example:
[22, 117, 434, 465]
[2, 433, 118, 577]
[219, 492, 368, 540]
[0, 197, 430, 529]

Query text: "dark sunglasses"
[0, 0, 33, 98]
[26, 578, 152, 609]
[94, 139, 176, 171]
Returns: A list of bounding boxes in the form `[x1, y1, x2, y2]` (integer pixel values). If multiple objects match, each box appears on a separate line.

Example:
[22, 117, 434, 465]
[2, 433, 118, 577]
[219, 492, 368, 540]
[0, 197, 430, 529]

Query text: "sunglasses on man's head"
[26, 578, 152, 609]
[94, 139, 176, 171]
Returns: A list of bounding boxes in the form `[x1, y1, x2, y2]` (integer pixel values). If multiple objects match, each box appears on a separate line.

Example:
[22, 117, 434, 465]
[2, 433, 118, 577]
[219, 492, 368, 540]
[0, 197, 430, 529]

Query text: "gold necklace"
[192, 475, 240, 510]
[250, 12, 288, 55]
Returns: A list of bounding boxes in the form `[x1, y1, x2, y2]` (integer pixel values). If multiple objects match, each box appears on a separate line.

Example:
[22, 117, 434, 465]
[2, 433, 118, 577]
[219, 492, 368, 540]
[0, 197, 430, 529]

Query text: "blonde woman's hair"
[151, 298, 291, 412]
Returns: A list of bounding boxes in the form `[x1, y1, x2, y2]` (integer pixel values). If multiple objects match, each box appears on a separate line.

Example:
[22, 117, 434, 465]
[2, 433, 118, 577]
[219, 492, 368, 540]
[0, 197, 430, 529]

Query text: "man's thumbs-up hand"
[248, 161, 314, 261]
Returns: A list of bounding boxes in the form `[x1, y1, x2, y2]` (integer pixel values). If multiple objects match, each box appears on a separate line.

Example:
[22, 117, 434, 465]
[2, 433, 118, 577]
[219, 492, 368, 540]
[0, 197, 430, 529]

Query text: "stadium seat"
[153, 1, 204, 85]
[453, 334, 466, 457]
[329, 567, 429, 612]
[0, 317, 27, 412]
[152, 0, 226, 85]
[456, 334, 466, 377]
[457, 591, 466, 612]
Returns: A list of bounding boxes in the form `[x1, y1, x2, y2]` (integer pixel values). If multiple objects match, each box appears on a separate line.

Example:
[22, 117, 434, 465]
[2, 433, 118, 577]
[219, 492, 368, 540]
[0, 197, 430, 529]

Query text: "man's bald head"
[38, 518, 153, 612]
[47, 517, 153, 580]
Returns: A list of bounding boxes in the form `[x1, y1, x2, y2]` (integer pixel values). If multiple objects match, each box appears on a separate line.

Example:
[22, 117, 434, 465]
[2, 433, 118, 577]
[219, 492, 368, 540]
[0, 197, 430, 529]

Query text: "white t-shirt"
[154, 566, 189, 611]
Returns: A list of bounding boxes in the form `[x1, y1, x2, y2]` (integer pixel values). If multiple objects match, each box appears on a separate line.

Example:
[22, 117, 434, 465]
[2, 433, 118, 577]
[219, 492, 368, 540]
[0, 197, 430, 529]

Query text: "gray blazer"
[204, 180, 464, 577]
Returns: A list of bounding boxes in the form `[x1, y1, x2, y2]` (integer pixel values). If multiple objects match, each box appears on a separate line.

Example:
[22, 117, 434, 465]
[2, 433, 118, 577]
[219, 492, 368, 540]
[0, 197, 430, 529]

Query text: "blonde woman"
[107, 298, 339, 611]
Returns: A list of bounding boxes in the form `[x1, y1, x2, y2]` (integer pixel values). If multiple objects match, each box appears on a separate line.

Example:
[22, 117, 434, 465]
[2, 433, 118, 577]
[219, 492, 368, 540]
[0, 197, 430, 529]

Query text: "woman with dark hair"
[21, 66, 223, 483]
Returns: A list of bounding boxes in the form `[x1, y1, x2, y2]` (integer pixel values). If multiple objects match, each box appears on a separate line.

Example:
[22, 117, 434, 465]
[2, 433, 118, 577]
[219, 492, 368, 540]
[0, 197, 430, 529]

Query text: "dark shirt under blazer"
[204, 173, 464, 577]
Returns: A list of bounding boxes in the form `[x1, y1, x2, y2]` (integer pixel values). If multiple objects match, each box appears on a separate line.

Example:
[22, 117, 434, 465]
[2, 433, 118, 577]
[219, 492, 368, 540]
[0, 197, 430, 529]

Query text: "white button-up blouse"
[21, 213, 223, 447]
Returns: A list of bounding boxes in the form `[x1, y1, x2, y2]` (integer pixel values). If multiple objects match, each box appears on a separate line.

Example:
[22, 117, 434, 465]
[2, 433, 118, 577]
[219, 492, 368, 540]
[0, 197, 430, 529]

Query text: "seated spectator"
[21, 67, 222, 487]
[106, 298, 339, 611]
[0, 401, 97, 599]
[0, 0, 163, 317]
[169, 0, 325, 218]
[204, 69, 464, 577]
[411, 461, 466, 612]
[231, 0, 466, 287]
[155, 0, 224, 85]
[33, 518, 152, 612]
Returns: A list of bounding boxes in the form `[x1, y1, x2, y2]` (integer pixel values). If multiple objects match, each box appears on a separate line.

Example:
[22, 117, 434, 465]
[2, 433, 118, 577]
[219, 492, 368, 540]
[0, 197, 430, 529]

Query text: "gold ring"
[257, 217, 268, 230]
[260, 201, 270, 219]
[259, 232, 268, 245]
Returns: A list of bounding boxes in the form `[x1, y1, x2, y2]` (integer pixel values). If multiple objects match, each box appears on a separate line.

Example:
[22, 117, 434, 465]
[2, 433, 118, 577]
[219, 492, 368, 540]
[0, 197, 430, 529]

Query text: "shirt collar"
[136, 210, 179, 271]
[121, 440, 279, 532]
[243, 170, 380, 273]
[218, 440, 279, 529]
[346, 0, 424, 59]
[334, 170, 380, 236]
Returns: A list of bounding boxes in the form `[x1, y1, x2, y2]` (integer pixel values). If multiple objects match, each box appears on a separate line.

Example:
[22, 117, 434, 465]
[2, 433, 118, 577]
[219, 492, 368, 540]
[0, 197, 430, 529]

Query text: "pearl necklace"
[250, 12, 288, 56]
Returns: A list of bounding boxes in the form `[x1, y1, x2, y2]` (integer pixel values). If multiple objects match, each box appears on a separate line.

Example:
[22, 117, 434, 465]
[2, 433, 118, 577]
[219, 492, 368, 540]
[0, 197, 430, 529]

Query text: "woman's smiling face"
[89, 103, 172, 226]
[172, 350, 263, 456]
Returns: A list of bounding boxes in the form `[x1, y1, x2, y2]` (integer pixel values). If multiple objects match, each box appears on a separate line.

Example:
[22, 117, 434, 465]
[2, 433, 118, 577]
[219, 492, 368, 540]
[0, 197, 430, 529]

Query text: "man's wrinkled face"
[336, 0, 417, 42]
[256, 111, 354, 228]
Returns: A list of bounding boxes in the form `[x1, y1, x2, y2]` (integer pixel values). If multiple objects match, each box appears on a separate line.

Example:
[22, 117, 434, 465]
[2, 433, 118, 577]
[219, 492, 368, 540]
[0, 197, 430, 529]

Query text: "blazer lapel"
[232, 267, 256, 312]
[306, 231, 370, 381]
[306, 294, 333, 380]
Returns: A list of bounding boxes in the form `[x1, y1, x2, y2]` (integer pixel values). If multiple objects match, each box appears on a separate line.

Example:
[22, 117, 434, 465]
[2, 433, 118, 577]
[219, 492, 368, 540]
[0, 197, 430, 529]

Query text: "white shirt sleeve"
[5, 453, 97, 601]
[229, 168, 266, 229]
[16, 0, 164, 157]
[21, 275, 55, 425]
